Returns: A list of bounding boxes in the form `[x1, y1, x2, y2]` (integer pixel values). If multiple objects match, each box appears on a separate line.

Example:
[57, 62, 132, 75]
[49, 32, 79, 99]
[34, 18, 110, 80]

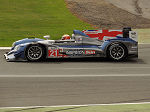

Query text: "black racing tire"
[25, 44, 45, 61]
[107, 43, 128, 61]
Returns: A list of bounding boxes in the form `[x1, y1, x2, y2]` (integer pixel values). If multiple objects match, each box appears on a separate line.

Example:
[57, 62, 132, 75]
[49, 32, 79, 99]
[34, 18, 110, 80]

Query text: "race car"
[4, 27, 138, 62]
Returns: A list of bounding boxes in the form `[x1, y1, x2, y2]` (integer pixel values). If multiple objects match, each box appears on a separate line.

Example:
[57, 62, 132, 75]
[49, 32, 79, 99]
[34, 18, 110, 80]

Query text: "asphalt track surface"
[0, 44, 150, 107]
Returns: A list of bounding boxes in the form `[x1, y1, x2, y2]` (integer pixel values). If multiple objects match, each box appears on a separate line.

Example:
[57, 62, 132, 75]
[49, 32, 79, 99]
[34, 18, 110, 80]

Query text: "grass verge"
[0, 104, 150, 112]
[0, 0, 92, 46]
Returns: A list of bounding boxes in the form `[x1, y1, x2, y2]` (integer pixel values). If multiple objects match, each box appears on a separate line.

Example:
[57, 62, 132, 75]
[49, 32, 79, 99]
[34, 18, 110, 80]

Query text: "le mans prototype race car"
[4, 27, 138, 62]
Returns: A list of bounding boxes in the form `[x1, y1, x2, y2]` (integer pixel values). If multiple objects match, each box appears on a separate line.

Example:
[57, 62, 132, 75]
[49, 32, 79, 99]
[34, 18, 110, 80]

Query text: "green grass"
[0, 104, 150, 112]
[0, 0, 92, 46]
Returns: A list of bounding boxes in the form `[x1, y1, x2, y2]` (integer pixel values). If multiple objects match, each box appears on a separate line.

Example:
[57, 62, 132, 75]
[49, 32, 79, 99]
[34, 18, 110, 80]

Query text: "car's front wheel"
[107, 43, 128, 61]
[25, 44, 44, 61]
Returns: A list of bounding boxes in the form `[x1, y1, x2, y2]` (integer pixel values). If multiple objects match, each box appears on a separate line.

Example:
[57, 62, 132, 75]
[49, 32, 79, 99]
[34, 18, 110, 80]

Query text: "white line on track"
[22, 67, 150, 70]
[62, 67, 150, 70]
[0, 47, 11, 50]
[0, 102, 150, 109]
[0, 74, 150, 77]
[139, 43, 150, 45]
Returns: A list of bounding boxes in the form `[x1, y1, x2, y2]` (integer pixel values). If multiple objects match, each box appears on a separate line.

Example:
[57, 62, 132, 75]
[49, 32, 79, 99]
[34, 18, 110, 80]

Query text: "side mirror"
[43, 35, 50, 40]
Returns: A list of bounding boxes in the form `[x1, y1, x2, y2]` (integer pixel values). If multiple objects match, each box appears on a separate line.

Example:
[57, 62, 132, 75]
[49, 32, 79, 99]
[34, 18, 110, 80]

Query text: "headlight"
[14, 45, 21, 51]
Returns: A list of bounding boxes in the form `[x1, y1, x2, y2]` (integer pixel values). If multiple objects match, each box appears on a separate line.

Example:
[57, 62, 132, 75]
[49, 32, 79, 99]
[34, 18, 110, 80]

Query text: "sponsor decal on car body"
[83, 30, 123, 40]
[85, 50, 96, 54]
[48, 49, 66, 57]
[66, 50, 83, 55]
[48, 49, 96, 57]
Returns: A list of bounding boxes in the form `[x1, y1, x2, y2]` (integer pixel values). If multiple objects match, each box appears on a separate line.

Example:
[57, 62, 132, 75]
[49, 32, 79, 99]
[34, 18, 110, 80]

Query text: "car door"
[48, 38, 84, 58]
[58, 37, 84, 57]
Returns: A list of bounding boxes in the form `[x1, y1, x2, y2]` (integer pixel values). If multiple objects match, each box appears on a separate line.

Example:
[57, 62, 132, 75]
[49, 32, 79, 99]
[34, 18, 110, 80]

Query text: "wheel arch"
[24, 42, 47, 61]
[105, 41, 128, 57]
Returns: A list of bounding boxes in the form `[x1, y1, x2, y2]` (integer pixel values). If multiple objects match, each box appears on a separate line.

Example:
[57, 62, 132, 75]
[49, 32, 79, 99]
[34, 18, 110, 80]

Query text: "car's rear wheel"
[107, 43, 127, 61]
[25, 44, 44, 61]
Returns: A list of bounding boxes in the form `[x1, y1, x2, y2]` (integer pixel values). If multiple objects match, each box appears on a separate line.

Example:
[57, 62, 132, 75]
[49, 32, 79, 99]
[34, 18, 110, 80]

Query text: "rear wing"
[82, 27, 138, 42]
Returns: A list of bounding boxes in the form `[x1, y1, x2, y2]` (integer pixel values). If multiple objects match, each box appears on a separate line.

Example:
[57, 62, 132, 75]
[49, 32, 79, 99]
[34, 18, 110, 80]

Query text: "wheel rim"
[110, 45, 125, 60]
[27, 46, 42, 60]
